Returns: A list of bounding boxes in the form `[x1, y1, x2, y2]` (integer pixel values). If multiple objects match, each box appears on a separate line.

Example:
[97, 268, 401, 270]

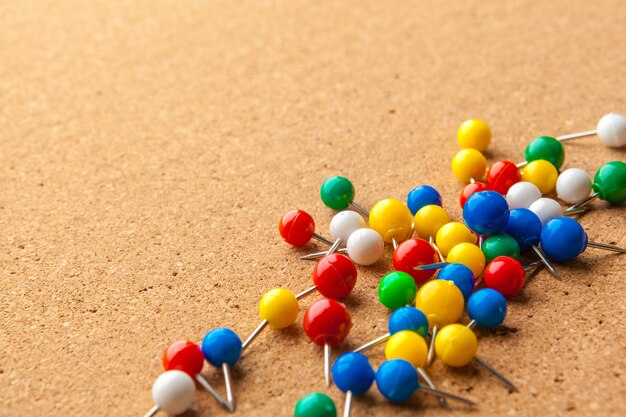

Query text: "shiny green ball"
[378, 271, 417, 311]
[294, 393, 337, 417]
[320, 176, 355, 210]
[524, 136, 565, 169]
[482, 234, 521, 264]
[593, 161, 626, 203]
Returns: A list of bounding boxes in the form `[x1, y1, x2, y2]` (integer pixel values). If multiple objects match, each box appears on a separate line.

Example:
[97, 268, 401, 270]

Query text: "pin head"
[384, 330, 428, 368]
[151, 370, 196, 415]
[414, 279, 464, 328]
[463, 191, 510, 236]
[522, 159, 558, 194]
[313, 254, 358, 299]
[162, 340, 204, 377]
[452, 149, 487, 183]
[375, 359, 419, 402]
[435, 222, 476, 257]
[437, 263, 475, 300]
[596, 113, 626, 148]
[388, 306, 429, 337]
[528, 197, 563, 226]
[346, 228, 385, 265]
[294, 392, 337, 417]
[413, 205, 451, 240]
[279, 209, 315, 246]
[201, 328, 242, 368]
[524, 136, 565, 169]
[460, 181, 489, 208]
[556, 168, 593, 205]
[331, 352, 375, 396]
[259, 288, 299, 329]
[592, 161, 626, 203]
[506, 181, 541, 209]
[540, 216, 588, 262]
[320, 176, 355, 210]
[407, 185, 442, 215]
[467, 288, 508, 328]
[378, 271, 417, 311]
[446, 242, 486, 277]
[434, 324, 478, 367]
[303, 299, 352, 347]
[457, 119, 492, 151]
[329, 211, 366, 245]
[392, 238, 440, 285]
[481, 234, 520, 264]
[483, 256, 525, 297]
[368, 198, 413, 243]
[502, 208, 542, 252]
[487, 160, 521, 194]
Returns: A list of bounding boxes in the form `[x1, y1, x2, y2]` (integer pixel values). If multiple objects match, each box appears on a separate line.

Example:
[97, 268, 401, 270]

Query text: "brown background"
[1, 1, 625, 416]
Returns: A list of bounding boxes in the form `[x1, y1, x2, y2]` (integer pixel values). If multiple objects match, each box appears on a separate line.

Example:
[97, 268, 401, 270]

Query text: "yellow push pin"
[435, 222, 477, 258]
[457, 119, 492, 152]
[369, 198, 413, 249]
[452, 149, 488, 184]
[521, 159, 559, 194]
[446, 242, 486, 278]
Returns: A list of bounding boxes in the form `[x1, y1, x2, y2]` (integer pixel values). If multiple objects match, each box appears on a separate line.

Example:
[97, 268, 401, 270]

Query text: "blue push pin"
[501, 208, 560, 279]
[375, 359, 475, 405]
[463, 191, 510, 244]
[331, 352, 375, 417]
[407, 185, 443, 215]
[467, 289, 507, 329]
[353, 306, 429, 352]
[437, 263, 475, 300]
[201, 328, 242, 412]
[540, 216, 624, 262]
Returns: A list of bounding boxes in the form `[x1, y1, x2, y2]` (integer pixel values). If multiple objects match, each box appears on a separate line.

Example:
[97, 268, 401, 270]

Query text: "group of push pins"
[144, 112, 625, 417]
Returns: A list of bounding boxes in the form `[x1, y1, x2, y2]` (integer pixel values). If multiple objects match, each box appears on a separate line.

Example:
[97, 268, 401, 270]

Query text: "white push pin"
[145, 371, 196, 417]
[528, 198, 563, 226]
[329, 211, 366, 247]
[556, 168, 593, 204]
[506, 181, 542, 209]
[301, 228, 384, 265]
[557, 112, 626, 147]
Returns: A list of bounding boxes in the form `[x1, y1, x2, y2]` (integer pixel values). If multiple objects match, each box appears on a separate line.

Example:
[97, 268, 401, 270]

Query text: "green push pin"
[517, 136, 565, 169]
[294, 393, 337, 417]
[320, 176, 369, 216]
[378, 271, 417, 311]
[566, 161, 626, 212]
[481, 235, 521, 264]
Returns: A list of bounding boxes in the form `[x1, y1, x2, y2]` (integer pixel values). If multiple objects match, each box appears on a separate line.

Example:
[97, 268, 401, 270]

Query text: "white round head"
[346, 228, 384, 265]
[596, 113, 626, 147]
[152, 371, 196, 415]
[529, 198, 563, 226]
[556, 168, 592, 204]
[506, 181, 541, 209]
[330, 210, 366, 246]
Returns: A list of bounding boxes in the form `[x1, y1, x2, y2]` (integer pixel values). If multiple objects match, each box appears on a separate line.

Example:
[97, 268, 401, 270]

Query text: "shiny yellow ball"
[522, 159, 558, 194]
[384, 330, 428, 368]
[435, 222, 476, 257]
[413, 205, 451, 240]
[259, 288, 299, 329]
[457, 119, 491, 151]
[446, 242, 486, 277]
[434, 323, 478, 367]
[451, 149, 487, 183]
[369, 198, 413, 244]
[414, 280, 464, 329]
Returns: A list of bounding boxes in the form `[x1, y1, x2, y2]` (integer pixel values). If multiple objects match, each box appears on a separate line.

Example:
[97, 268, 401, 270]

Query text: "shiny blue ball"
[201, 328, 242, 367]
[388, 306, 429, 338]
[540, 216, 588, 262]
[502, 208, 542, 252]
[437, 263, 475, 300]
[331, 352, 375, 396]
[407, 185, 442, 215]
[467, 289, 507, 329]
[463, 191, 510, 236]
[375, 359, 419, 402]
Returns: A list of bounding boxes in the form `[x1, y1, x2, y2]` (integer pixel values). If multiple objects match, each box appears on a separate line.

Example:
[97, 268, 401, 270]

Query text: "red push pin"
[298, 253, 358, 300]
[303, 299, 352, 387]
[392, 238, 441, 285]
[486, 160, 521, 195]
[460, 181, 490, 208]
[482, 256, 541, 297]
[162, 340, 230, 411]
[279, 209, 333, 247]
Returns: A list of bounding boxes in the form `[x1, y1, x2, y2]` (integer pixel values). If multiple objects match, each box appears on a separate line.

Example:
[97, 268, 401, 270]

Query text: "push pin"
[457, 119, 491, 151]
[528, 197, 565, 226]
[368, 198, 414, 248]
[298, 252, 358, 300]
[301, 227, 384, 265]
[558, 112, 626, 147]
[486, 160, 521, 195]
[435, 323, 518, 391]
[521, 159, 559, 195]
[144, 370, 196, 417]
[437, 263, 475, 300]
[566, 161, 626, 212]
[303, 298, 352, 387]
[406, 185, 442, 215]
[506, 181, 542, 209]
[299, 210, 365, 260]
[375, 359, 475, 405]
[392, 238, 440, 285]
[459, 181, 489, 208]
[435, 222, 477, 258]
[294, 393, 337, 417]
[279, 209, 333, 247]
[413, 205, 451, 258]
[201, 328, 242, 412]
[320, 176, 369, 216]
[452, 148, 488, 184]
[331, 352, 376, 417]
[481, 234, 520, 265]
[162, 340, 229, 410]
[415, 242, 486, 279]
[378, 271, 417, 311]
[467, 289, 507, 329]
[556, 168, 593, 205]
[517, 136, 565, 169]
[482, 256, 539, 297]
[463, 190, 511, 237]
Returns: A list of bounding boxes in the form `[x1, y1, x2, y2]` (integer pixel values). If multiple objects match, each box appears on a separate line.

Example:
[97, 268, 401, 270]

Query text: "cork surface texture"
[1, 1, 625, 416]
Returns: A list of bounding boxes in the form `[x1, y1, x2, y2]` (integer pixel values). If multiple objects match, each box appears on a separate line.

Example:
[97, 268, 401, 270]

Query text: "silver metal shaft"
[427, 325, 438, 366]
[419, 386, 476, 406]
[467, 319, 476, 329]
[473, 272, 484, 289]
[587, 241, 625, 253]
[196, 374, 230, 410]
[312, 232, 333, 246]
[431, 239, 445, 262]
[342, 390, 353, 417]
[566, 192, 599, 212]
[242, 320, 268, 352]
[417, 367, 451, 411]
[516, 161, 527, 168]
[414, 262, 449, 271]
[479, 235, 484, 249]
[474, 356, 519, 392]
[353, 333, 391, 353]
[327, 238, 342, 255]
[300, 247, 348, 260]
[296, 285, 317, 300]
[557, 129, 597, 141]
[144, 405, 159, 417]
[532, 245, 560, 279]
[392, 238, 398, 251]
[324, 343, 331, 387]
[349, 202, 370, 217]
[523, 261, 542, 271]
[222, 363, 236, 412]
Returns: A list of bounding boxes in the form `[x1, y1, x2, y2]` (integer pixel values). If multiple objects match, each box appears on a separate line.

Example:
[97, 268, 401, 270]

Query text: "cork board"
[1, 1, 625, 416]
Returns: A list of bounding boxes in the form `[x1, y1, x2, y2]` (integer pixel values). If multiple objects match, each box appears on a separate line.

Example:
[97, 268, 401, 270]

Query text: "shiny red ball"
[486, 160, 521, 195]
[313, 254, 357, 299]
[303, 299, 352, 347]
[278, 209, 315, 246]
[459, 182, 489, 208]
[162, 340, 204, 377]
[392, 238, 440, 284]
[483, 256, 525, 297]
